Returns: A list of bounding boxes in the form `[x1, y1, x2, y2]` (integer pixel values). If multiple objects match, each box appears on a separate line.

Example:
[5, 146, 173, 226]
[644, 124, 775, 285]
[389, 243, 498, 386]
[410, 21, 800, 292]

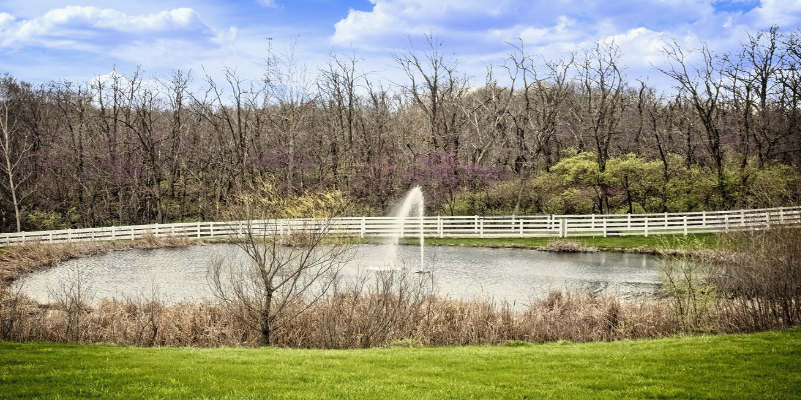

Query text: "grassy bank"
[401, 233, 719, 252]
[0, 234, 193, 285]
[2, 328, 800, 399]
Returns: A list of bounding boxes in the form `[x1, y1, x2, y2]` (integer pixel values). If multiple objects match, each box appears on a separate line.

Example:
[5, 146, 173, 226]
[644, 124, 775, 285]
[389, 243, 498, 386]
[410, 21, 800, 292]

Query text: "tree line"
[1, 27, 800, 232]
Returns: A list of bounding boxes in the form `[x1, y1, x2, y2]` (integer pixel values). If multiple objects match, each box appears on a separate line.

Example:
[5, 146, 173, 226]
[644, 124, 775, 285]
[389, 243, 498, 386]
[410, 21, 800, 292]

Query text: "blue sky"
[1, 0, 799, 91]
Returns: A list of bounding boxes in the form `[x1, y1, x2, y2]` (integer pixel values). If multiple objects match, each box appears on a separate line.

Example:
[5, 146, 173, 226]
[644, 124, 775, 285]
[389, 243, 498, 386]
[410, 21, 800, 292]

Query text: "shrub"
[658, 257, 717, 333]
[712, 228, 801, 331]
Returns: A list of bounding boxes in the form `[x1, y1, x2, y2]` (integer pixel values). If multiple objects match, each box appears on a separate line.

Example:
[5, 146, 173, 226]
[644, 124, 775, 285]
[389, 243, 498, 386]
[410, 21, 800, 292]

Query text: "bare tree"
[194, 67, 265, 196]
[732, 26, 786, 167]
[657, 41, 731, 207]
[394, 34, 469, 153]
[500, 40, 574, 213]
[208, 180, 352, 346]
[571, 41, 628, 213]
[263, 38, 317, 195]
[0, 75, 36, 232]
[318, 51, 368, 189]
[781, 28, 801, 165]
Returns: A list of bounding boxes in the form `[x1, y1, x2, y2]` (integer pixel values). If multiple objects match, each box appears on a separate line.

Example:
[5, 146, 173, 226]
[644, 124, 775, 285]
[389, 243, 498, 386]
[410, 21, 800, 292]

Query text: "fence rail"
[1, 206, 800, 246]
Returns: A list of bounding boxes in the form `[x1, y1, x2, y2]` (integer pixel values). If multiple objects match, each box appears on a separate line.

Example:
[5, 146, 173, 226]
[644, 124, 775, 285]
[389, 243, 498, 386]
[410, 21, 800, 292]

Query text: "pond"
[13, 244, 663, 306]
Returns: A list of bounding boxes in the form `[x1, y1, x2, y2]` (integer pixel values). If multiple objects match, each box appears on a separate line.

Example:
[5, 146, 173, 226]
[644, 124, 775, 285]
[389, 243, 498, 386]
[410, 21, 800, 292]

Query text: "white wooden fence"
[1, 206, 799, 246]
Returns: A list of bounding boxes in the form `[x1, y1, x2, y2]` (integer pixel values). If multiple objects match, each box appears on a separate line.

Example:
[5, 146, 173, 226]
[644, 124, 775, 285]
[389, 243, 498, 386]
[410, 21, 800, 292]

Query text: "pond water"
[13, 244, 663, 306]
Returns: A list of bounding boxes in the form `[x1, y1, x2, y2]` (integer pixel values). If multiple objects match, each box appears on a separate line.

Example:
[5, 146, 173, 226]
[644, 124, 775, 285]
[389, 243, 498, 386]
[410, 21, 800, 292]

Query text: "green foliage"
[432, 151, 801, 216]
[23, 207, 83, 230]
[228, 178, 350, 220]
[733, 160, 799, 208]
[552, 152, 601, 187]
[24, 209, 70, 230]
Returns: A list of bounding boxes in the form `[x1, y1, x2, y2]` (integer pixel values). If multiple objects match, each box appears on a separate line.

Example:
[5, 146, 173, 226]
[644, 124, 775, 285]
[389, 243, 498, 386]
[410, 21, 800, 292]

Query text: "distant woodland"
[1, 27, 800, 232]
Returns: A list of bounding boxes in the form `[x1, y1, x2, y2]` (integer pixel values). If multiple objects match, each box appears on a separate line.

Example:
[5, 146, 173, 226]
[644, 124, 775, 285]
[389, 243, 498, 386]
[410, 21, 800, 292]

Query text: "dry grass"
[0, 235, 192, 287]
[139, 232, 193, 249]
[279, 231, 320, 247]
[0, 242, 109, 286]
[0, 286, 680, 348]
[542, 240, 598, 252]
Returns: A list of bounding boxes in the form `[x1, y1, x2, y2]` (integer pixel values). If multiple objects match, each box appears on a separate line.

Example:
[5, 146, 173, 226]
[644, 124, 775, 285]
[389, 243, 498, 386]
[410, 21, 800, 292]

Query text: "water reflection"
[14, 244, 662, 306]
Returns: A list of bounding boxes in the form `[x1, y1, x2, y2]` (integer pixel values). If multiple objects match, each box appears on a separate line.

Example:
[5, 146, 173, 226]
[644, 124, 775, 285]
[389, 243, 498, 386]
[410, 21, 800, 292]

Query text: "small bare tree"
[48, 264, 95, 342]
[208, 179, 353, 346]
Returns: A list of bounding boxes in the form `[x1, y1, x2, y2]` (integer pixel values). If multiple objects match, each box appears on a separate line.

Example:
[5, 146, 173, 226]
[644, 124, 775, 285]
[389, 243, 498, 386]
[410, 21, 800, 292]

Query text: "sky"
[1, 0, 799, 92]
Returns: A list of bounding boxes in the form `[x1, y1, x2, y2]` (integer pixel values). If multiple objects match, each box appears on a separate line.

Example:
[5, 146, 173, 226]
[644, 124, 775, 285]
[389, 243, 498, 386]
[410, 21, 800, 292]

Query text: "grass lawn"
[404, 233, 719, 252]
[2, 328, 799, 399]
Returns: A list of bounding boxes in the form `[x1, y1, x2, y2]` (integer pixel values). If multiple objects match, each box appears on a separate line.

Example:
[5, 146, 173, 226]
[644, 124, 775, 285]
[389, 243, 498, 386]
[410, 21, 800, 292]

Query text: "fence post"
[603, 218, 608, 238]
[111, 226, 115, 240]
[780, 207, 785, 224]
[591, 214, 596, 230]
[683, 216, 688, 236]
[474, 215, 479, 236]
[360, 218, 365, 238]
[627, 214, 631, 230]
[519, 218, 524, 237]
[766, 212, 771, 229]
[702, 211, 707, 227]
[197, 222, 201, 238]
[561, 218, 568, 238]
[644, 216, 649, 237]
[725, 215, 729, 232]
[664, 212, 668, 228]
[438, 216, 443, 238]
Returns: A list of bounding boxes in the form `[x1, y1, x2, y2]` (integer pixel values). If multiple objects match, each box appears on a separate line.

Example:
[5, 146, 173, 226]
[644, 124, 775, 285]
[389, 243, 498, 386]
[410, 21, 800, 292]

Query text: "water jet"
[387, 186, 425, 270]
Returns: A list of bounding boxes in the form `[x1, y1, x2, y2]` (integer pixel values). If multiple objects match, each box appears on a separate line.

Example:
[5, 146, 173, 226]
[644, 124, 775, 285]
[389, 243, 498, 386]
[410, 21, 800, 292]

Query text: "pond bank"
[0, 235, 198, 287]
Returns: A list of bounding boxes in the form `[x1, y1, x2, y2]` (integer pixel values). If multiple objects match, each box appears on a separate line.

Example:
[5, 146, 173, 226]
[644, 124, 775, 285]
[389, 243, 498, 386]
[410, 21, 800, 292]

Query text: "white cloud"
[0, 12, 14, 26]
[0, 6, 220, 49]
[744, 0, 801, 26]
[328, 0, 800, 90]
[329, 0, 792, 53]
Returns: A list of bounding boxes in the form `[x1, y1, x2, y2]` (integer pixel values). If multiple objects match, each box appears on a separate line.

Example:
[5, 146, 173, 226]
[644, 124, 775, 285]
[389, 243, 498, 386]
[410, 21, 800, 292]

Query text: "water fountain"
[387, 186, 425, 271]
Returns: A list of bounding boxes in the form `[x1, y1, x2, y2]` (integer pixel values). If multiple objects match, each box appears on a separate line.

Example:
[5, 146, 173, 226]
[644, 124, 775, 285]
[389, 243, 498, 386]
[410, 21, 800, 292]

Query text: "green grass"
[403, 233, 719, 252]
[2, 328, 800, 399]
